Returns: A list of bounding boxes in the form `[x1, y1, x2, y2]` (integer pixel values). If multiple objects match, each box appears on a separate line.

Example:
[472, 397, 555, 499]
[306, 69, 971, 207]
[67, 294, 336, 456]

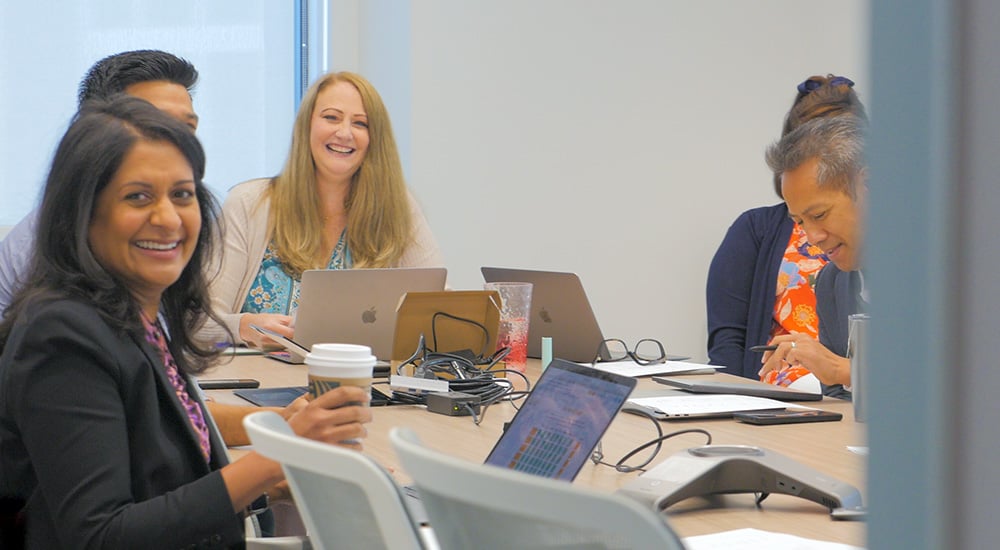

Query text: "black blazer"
[0, 299, 245, 549]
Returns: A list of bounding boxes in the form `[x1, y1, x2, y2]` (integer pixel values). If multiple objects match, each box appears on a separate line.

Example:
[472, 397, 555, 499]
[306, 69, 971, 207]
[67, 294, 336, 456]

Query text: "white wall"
[345, 0, 869, 361]
[0, 2, 296, 223]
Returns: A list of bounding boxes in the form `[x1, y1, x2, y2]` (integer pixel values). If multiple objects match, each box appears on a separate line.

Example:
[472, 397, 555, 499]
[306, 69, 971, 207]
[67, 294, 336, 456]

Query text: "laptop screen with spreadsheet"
[484, 359, 636, 481]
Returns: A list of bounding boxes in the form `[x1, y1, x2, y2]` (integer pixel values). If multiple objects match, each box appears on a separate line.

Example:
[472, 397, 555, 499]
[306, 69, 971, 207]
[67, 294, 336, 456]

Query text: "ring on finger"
[790, 341, 797, 350]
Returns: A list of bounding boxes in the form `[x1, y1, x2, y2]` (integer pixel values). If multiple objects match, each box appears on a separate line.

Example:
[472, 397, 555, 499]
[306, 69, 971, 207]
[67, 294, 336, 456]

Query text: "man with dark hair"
[0, 50, 200, 312]
[78, 48, 199, 106]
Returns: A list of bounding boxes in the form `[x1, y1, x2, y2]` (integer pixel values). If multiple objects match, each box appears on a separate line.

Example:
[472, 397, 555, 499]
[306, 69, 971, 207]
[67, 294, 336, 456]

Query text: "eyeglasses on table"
[593, 338, 667, 365]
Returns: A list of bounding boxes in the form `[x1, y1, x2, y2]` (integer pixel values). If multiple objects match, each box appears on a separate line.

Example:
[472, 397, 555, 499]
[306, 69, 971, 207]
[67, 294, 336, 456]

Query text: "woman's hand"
[758, 334, 851, 387]
[279, 395, 310, 421]
[222, 387, 371, 512]
[267, 480, 293, 502]
[238, 313, 294, 348]
[286, 386, 373, 450]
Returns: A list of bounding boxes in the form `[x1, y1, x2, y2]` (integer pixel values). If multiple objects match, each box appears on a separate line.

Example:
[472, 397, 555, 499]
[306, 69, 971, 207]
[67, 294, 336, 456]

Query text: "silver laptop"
[481, 267, 607, 363]
[294, 267, 448, 361]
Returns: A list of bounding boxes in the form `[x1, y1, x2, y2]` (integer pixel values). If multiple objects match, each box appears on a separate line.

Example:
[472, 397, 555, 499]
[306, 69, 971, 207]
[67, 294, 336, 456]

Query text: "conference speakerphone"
[617, 445, 862, 514]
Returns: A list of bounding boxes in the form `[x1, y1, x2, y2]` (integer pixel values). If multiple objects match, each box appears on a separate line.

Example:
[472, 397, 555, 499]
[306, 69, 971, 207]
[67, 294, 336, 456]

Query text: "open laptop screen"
[484, 359, 636, 480]
[480, 267, 605, 362]
[295, 267, 447, 361]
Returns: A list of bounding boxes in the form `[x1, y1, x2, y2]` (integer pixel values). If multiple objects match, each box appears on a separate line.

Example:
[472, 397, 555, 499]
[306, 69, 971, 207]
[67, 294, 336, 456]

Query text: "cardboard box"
[392, 290, 502, 366]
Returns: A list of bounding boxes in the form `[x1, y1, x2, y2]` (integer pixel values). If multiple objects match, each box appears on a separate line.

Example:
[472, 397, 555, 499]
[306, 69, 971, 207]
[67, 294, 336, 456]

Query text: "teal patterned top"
[241, 231, 352, 316]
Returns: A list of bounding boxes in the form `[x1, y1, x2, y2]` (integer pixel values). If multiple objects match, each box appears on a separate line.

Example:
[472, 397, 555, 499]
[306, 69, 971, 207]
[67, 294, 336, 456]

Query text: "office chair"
[389, 426, 687, 550]
[245, 515, 308, 550]
[244, 412, 432, 550]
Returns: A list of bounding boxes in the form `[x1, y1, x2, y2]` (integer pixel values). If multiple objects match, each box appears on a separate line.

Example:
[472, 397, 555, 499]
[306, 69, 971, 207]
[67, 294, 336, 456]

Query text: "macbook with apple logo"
[293, 267, 448, 366]
[480, 267, 611, 363]
[481, 267, 690, 365]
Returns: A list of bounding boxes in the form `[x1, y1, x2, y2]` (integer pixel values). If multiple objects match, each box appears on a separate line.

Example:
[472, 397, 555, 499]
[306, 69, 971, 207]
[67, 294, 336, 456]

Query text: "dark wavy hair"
[0, 95, 223, 372]
[78, 49, 198, 106]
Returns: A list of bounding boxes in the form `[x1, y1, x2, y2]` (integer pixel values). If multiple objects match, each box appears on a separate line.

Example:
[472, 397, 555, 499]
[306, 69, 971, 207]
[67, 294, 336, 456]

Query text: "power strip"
[426, 391, 482, 416]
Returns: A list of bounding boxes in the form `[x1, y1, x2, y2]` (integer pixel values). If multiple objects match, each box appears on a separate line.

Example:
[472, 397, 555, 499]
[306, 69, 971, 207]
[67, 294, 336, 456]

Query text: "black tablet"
[652, 377, 823, 402]
[234, 386, 309, 407]
[234, 385, 394, 407]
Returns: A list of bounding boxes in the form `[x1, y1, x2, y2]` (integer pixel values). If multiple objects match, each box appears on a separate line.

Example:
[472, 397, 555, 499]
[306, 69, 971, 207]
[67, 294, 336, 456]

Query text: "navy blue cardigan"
[706, 203, 793, 379]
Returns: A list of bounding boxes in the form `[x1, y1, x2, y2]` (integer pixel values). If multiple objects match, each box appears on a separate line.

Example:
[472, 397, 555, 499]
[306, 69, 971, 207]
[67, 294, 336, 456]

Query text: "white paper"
[589, 359, 719, 377]
[628, 394, 808, 417]
[684, 528, 864, 550]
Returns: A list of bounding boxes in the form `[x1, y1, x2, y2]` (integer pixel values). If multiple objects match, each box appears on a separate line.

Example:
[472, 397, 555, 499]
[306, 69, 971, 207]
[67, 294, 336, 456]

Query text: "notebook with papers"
[293, 267, 447, 362]
[403, 359, 636, 521]
[623, 391, 792, 420]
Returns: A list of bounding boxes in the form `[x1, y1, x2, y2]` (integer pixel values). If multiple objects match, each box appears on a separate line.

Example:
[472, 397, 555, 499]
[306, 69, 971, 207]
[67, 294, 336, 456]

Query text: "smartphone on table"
[197, 378, 261, 390]
[733, 409, 843, 425]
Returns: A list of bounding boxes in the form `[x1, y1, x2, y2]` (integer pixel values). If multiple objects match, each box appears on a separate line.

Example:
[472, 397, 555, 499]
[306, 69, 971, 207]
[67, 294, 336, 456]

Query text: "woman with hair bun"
[706, 75, 867, 387]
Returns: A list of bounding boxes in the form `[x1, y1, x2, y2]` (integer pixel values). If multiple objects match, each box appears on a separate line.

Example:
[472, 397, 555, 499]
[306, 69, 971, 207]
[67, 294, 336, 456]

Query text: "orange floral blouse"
[762, 223, 828, 386]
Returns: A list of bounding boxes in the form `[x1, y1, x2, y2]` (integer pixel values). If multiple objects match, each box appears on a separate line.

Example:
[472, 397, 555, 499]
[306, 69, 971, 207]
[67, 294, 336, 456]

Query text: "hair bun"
[797, 75, 855, 95]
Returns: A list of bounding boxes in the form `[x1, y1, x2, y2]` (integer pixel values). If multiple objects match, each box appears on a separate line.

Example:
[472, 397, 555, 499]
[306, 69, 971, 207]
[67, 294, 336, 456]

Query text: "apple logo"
[539, 308, 552, 323]
[362, 307, 377, 324]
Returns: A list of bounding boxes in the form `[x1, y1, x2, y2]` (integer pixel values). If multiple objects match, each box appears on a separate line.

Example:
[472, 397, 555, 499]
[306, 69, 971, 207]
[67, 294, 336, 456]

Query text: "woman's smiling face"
[88, 139, 201, 311]
[309, 80, 370, 185]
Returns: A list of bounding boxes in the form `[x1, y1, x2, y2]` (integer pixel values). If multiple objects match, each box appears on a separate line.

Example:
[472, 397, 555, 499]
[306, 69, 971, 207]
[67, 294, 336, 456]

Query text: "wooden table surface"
[202, 354, 867, 546]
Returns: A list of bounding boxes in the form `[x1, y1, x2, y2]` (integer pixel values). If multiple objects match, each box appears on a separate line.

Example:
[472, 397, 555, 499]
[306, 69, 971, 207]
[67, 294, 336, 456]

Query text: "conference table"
[202, 354, 867, 547]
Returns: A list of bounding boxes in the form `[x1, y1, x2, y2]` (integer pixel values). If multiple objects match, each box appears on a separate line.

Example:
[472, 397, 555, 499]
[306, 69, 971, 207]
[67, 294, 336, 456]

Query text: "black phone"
[732, 409, 842, 425]
[197, 378, 261, 390]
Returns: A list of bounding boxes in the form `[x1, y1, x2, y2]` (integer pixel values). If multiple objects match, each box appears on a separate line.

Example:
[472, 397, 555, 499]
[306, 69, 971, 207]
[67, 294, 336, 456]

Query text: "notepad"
[590, 360, 718, 378]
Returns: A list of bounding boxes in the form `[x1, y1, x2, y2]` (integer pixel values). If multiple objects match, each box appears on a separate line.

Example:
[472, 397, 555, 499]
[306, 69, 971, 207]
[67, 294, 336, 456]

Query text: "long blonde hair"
[267, 71, 413, 275]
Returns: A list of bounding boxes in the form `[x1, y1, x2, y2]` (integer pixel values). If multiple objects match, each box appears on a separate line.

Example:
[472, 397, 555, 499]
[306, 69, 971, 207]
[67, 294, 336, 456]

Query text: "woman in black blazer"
[0, 96, 372, 549]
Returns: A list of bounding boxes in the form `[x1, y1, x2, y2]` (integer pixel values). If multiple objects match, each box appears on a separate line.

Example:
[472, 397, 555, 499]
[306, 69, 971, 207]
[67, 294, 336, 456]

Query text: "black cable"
[470, 387, 531, 426]
[430, 311, 491, 360]
[463, 402, 480, 424]
[390, 324, 525, 421]
[590, 409, 712, 473]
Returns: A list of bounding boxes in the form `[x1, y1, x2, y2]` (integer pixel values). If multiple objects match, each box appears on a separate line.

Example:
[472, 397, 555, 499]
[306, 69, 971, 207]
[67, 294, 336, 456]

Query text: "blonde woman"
[210, 72, 443, 347]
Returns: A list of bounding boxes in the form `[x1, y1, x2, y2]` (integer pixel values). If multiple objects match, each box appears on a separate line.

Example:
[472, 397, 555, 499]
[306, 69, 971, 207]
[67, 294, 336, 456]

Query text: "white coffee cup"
[305, 343, 375, 403]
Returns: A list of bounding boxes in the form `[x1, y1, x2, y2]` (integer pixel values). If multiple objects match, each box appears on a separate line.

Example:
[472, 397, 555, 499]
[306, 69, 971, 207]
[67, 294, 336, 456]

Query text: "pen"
[749, 344, 778, 352]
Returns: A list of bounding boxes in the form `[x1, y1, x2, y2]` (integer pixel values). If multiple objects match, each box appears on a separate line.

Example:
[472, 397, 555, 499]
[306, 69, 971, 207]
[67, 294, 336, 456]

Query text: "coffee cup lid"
[305, 343, 376, 377]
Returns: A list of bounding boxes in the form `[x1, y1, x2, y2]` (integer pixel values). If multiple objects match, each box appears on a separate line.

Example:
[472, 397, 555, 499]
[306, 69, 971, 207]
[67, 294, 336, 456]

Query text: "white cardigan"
[205, 178, 445, 344]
